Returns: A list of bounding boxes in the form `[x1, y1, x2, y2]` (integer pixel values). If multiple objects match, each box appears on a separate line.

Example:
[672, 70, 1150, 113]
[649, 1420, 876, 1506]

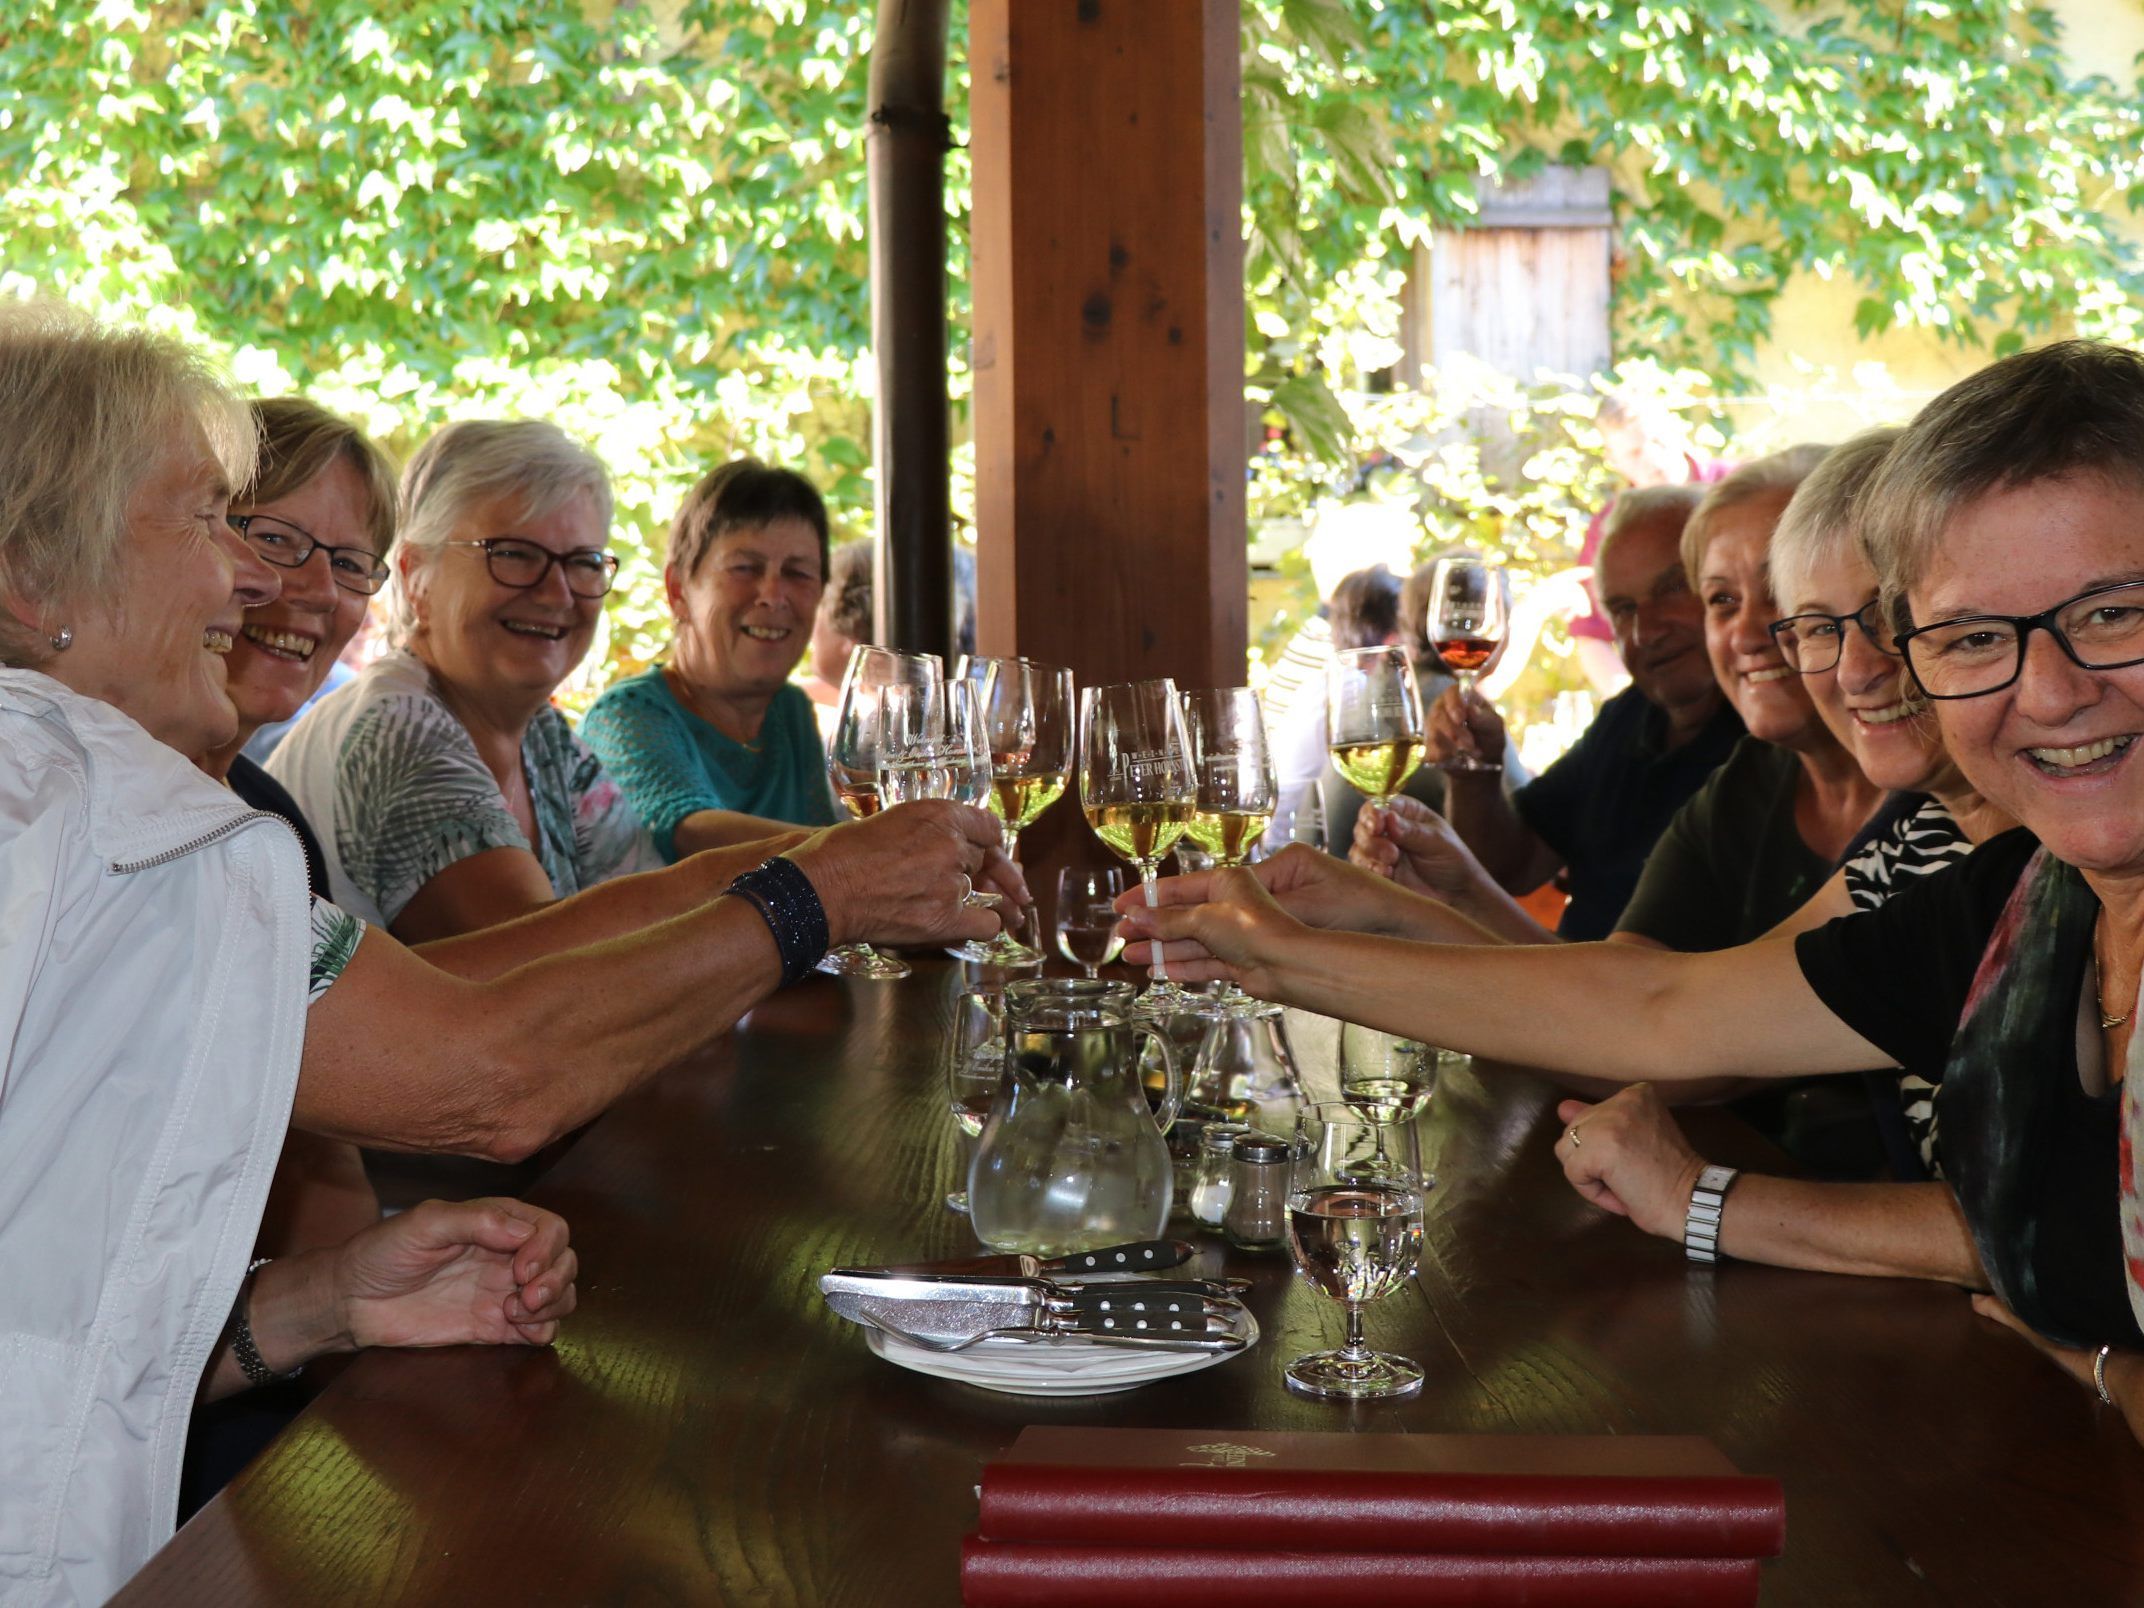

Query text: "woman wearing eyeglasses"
[1123, 341, 2144, 1443]
[268, 419, 676, 939]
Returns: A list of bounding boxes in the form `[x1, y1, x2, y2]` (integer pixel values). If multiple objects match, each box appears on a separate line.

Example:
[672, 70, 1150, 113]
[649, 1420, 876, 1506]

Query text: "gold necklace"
[664, 663, 764, 753]
[2096, 915, 2135, 1032]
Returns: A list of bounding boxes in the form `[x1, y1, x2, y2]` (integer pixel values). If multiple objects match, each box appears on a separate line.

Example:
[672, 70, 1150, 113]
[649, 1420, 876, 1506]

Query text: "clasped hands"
[789, 799, 1031, 949]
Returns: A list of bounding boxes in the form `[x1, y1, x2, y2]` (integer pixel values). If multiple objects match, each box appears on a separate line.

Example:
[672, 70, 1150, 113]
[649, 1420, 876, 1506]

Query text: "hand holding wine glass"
[1326, 645, 1425, 822]
[1284, 1101, 1430, 1401]
[879, 679, 1005, 920]
[823, 646, 943, 980]
[1182, 686, 1279, 1017]
[1079, 679, 1197, 1016]
[960, 656, 1074, 967]
[1427, 557, 1511, 773]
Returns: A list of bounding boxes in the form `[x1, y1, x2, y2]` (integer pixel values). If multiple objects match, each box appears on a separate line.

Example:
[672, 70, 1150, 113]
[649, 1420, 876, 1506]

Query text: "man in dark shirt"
[1424, 485, 1744, 940]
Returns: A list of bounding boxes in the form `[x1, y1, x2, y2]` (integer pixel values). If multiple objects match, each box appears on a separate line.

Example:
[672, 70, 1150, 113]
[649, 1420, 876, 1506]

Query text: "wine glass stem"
[1082, 962, 1099, 980]
[1343, 1300, 1369, 1362]
[1140, 865, 1166, 981]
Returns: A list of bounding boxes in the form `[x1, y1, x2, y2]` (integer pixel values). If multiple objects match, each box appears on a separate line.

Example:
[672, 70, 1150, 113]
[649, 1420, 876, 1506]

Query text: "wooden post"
[969, 0, 1247, 928]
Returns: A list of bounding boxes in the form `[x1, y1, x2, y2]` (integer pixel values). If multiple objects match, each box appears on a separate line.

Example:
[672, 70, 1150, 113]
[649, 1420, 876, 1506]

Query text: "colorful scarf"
[1947, 846, 2144, 1343]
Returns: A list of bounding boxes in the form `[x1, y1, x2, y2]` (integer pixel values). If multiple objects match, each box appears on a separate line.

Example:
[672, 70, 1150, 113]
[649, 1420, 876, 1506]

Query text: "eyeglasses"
[1766, 601, 1901, 675]
[447, 537, 619, 599]
[227, 514, 389, 595]
[1896, 578, 2144, 700]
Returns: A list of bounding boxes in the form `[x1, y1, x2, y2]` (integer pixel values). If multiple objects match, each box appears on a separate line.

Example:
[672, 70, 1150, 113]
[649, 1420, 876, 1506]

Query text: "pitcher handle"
[1137, 1023, 1182, 1134]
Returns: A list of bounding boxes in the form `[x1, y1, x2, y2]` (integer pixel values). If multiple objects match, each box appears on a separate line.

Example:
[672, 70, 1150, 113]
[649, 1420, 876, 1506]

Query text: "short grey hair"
[0, 301, 254, 666]
[1680, 443, 1833, 589]
[1766, 428, 1902, 612]
[390, 418, 613, 643]
[1599, 483, 1703, 562]
[1861, 340, 2144, 625]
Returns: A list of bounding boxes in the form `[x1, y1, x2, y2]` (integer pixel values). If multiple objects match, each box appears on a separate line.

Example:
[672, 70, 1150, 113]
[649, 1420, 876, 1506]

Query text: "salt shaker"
[1224, 1131, 1290, 1248]
[1189, 1121, 1253, 1228]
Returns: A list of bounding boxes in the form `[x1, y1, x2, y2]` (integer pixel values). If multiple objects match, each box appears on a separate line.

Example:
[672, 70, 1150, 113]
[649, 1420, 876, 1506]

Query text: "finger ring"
[1567, 1125, 1583, 1148]
[955, 873, 973, 901]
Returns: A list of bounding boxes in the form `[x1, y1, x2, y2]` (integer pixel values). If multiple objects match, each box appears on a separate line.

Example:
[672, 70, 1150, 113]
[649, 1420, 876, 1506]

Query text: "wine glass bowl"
[1078, 680, 1197, 1016]
[961, 657, 1075, 969]
[1326, 646, 1426, 806]
[1284, 1101, 1429, 1401]
[1181, 685, 1279, 1017]
[1055, 864, 1130, 978]
[824, 647, 942, 979]
[1427, 557, 1512, 773]
[944, 989, 1005, 1213]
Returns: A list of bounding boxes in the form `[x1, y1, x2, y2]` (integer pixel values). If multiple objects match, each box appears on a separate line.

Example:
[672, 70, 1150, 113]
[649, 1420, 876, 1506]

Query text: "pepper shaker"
[1224, 1131, 1291, 1248]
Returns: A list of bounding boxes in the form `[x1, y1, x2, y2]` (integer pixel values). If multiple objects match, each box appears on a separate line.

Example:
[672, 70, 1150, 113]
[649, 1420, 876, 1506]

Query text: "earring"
[47, 625, 71, 652]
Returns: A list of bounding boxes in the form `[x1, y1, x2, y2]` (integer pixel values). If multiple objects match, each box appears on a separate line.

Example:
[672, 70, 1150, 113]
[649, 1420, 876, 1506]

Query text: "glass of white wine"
[878, 679, 1006, 929]
[1054, 864, 1130, 978]
[959, 656, 1075, 968]
[1284, 1101, 1429, 1401]
[1325, 645, 1425, 820]
[824, 646, 942, 980]
[1180, 686, 1278, 1018]
[1078, 679, 1197, 1018]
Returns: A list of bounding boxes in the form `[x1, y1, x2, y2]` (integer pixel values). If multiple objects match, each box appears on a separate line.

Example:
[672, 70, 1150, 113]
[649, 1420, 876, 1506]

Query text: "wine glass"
[960, 656, 1075, 969]
[1078, 680, 1197, 1017]
[824, 646, 943, 980]
[944, 989, 1005, 1213]
[1181, 686, 1278, 1017]
[1284, 1101, 1430, 1401]
[1338, 1024, 1437, 1173]
[1054, 864, 1130, 978]
[1325, 645, 1425, 821]
[878, 679, 1006, 939]
[1427, 557, 1512, 772]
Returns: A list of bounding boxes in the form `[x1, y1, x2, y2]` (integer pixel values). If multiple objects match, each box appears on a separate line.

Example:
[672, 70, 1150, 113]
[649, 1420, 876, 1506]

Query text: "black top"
[1796, 830, 2138, 1346]
[229, 753, 329, 900]
[1512, 688, 1743, 942]
[1614, 736, 1829, 951]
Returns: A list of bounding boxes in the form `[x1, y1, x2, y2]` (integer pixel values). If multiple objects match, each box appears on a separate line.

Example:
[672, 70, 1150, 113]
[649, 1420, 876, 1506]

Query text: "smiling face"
[222, 453, 380, 733]
[1698, 488, 1827, 748]
[42, 418, 281, 756]
[1598, 510, 1717, 722]
[668, 516, 826, 698]
[403, 485, 606, 705]
[1782, 545, 1956, 794]
[1912, 471, 2144, 876]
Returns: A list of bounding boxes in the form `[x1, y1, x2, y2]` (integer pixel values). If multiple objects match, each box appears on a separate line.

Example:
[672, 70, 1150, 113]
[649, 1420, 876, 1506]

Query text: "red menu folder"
[975, 1427, 1786, 1559]
[959, 1540, 1762, 1608]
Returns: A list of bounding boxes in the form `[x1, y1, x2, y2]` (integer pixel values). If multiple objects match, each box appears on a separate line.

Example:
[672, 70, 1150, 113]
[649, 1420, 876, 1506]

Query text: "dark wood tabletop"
[119, 962, 2144, 1607]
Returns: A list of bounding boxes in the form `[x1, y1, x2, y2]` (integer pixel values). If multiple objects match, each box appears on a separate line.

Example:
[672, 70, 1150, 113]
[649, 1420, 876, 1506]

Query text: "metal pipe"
[865, 0, 954, 663]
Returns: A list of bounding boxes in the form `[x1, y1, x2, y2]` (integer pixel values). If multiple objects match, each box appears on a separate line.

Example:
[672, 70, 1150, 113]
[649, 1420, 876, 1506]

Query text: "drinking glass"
[1284, 1101, 1429, 1401]
[1326, 646, 1425, 817]
[879, 680, 1005, 940]
[1181, 686, 1279, 1017]
[1337, 1024, 1438, 1124]
[1078, 680, 1197, 1017]
[944, 989, 1005, 1213]
[1427, 557, 1512, 772]
[824, 646, 942, 980]
[960, 656, 1076, 969]
[1055, 864, 1130, 978]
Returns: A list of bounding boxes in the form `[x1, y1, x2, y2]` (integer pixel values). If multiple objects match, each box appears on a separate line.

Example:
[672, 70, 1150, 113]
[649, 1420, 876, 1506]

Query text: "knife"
[838, 1238, 1194, 1281]
[822, 1279, 1246, 1351]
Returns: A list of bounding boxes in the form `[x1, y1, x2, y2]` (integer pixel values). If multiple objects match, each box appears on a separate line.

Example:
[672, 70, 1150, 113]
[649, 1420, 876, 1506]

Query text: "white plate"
[863, 1307, 1259, 1396]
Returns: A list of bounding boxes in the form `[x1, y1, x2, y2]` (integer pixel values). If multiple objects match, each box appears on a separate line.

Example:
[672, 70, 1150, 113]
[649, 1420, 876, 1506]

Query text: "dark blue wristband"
[727, 855, 831, 987]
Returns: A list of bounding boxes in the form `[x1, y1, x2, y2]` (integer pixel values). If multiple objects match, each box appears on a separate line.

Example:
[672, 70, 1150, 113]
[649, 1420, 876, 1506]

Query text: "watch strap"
[1683, 1164, 1739, 1265]
[231, 1257, 301, 1387]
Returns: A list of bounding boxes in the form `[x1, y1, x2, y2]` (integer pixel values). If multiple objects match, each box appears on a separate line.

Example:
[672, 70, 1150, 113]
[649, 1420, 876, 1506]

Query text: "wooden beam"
[969, 0, 1247, 691]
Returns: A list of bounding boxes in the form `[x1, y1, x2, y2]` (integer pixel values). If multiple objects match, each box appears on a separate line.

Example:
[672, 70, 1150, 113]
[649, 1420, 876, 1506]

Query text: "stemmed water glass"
[959, 656, 1075, 968]
[878, 679, 1006, 931]
[1181, 686, 1278, 1018]
[824, 646, 942, 980]
[1427, 557, 1512, 772]
[1284, 1101, 1430, 1401]
[1078, 680, 1197, 1017]
[1326, 645, 1425, 817]
[1054, 864, 1130, 978]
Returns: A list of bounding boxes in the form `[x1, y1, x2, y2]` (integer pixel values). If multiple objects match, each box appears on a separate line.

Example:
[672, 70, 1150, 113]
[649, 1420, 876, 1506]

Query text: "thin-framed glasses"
[446, 537, 619, 599]
[1895, 579, 2144, 701]
[227, 513, 390, 595]
[1767, 600, 1901, 675]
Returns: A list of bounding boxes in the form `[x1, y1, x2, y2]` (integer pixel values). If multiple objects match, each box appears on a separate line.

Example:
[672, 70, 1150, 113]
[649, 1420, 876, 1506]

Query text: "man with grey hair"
[1373, 484, 1742, 939]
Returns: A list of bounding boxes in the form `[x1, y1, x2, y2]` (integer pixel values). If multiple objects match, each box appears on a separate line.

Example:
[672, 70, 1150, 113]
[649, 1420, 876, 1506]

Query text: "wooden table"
[120, 963, 2144, 1606]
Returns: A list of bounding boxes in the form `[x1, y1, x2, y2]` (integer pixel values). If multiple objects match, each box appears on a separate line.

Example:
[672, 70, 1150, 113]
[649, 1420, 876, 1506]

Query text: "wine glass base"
[945, 1190, 970, 1214]
[1284, 1347, 1424, 1400]
[817, 944, 912, 981]
[1129, 980, 1203, 1020]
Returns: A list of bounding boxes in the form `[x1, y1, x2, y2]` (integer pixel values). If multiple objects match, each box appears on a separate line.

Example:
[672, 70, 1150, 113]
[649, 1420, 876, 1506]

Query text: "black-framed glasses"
[1766, 601, 1901, 675]
[446, 537, 619, 599]
[1895, 579, 2144, 700]
[227, 513, 390, 595]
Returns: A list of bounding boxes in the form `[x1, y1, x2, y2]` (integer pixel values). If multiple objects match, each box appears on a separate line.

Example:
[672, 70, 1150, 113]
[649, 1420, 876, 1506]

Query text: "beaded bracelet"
[232, 1257, 301, 1388]
[727, 855, 832, 987]
[2096, 1343, 2117, 1406]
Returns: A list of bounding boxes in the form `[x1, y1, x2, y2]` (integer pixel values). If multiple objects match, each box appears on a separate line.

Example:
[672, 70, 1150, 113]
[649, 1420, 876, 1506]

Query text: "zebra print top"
[1841, 794, 1972, 1175]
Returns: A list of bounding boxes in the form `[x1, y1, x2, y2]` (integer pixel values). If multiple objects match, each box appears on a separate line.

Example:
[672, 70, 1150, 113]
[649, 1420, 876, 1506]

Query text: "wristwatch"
[1683, 1165, 1739, 1265]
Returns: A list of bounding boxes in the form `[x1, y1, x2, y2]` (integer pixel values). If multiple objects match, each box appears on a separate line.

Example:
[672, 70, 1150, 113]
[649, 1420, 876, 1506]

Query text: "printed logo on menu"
[1179, 1442, 1277, 1469]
